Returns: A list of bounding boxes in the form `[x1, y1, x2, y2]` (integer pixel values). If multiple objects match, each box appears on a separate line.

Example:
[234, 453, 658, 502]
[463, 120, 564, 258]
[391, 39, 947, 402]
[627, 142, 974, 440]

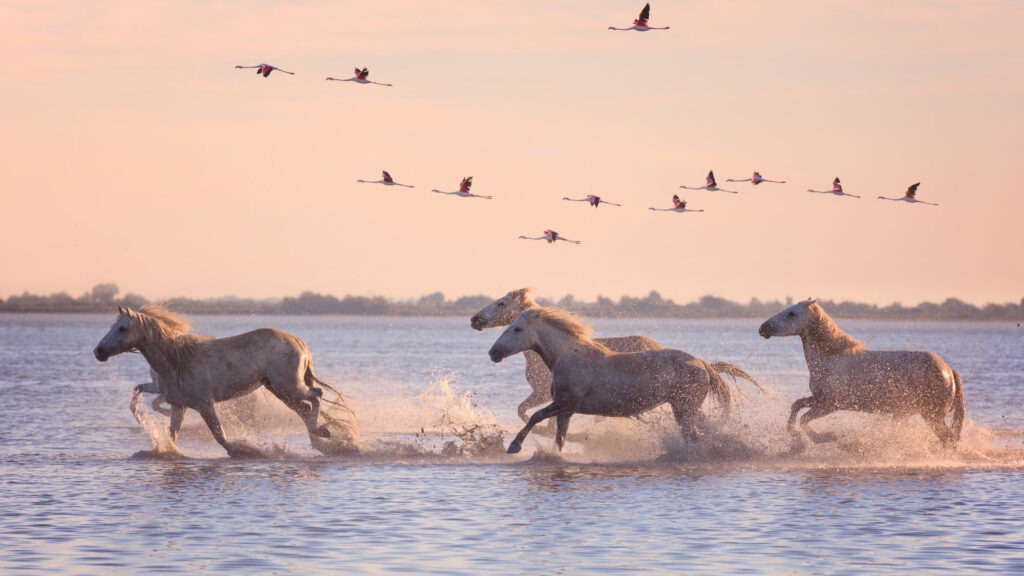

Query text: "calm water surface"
[1, 313, 1023, 574]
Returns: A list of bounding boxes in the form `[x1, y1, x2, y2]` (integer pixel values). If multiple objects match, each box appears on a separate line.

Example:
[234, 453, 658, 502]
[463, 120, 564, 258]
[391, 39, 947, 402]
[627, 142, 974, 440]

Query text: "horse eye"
[513, 327, 522, 332]
[498, 302, 506, 307]
[118, 326, 126, 332]
[787, 311, 796, 318]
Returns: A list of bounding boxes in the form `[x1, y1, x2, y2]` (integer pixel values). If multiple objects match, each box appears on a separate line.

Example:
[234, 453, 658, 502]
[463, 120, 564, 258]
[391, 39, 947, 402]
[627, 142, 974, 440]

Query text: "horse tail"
[710, 362, 766, 394]
[951, 370, 965, 442]
[703, 361, 733, 422]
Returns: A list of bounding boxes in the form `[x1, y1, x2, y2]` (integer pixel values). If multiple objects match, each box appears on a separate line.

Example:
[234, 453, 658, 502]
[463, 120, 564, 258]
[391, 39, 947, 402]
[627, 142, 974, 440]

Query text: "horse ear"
[118, 305, 126, 315]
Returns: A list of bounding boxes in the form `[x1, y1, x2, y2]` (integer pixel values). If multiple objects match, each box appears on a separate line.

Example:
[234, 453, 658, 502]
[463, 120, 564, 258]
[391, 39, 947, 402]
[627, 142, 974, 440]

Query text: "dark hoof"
[507, 442, 522, 454]
[315, 425, 332, 438]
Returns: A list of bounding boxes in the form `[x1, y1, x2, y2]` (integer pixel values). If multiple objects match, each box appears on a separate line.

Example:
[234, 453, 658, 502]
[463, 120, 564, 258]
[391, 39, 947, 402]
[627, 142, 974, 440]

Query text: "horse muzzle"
[94, 346, 110, 362]
[470, 315, 486, 331]
[488, 346, 507, 363]
[757, 322, 774, 339]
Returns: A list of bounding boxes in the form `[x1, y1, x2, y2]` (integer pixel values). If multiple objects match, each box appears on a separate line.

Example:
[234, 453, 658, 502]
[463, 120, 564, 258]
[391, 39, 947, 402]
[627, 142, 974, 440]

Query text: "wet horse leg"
[508, 403, 564, 454]
[922, 412, 957, 447]
[554, 413, 574, 451]
[169, 404, 187, 444]
[518, 387, 550, 425]
[263, 382, 331, 438]
[786, 396, 814, 437]
[194, 402, 256, 457]
[799, 402, 839, 444]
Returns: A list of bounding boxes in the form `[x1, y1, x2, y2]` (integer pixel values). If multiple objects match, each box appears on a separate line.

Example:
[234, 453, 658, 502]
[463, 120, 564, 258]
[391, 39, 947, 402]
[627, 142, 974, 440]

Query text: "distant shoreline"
[2, 285, 1021, 322]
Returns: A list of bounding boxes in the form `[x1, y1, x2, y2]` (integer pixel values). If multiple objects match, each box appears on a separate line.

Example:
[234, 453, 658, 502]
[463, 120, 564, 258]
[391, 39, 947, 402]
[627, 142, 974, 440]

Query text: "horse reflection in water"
[759, 299, 965, 450]
[94, 305, 355, 457]
[471, 288, 759, 435]
[489, 307, 735, 454]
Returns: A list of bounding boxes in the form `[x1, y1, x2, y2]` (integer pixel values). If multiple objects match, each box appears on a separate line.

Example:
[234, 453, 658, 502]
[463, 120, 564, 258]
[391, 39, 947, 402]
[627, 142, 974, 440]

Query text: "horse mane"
[534, 306, 595, 342]
[808, 302, 864, 354]
[513, 287, 537, 308]
[130, 304, 212, 362]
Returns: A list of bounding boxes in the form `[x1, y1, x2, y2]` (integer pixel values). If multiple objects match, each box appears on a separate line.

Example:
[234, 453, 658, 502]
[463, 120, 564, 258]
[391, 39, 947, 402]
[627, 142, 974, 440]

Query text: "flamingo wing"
[907, 182, 920, 197]
[382, 170, 393, 183]
[460, 176, 473, 192]
[638, 3, 651, 22]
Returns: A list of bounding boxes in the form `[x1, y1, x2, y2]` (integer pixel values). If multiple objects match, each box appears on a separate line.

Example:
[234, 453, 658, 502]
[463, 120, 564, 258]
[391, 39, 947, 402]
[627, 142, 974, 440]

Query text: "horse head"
[471, 287, 535, 331]
[488, 308, 541, 362]
[93, 306, 142, 361]
[758, 299, 819, 339]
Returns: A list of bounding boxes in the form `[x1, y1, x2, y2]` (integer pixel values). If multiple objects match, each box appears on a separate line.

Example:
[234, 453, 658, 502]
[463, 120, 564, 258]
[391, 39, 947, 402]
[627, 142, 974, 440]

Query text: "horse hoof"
[507, 443, 522, 454]
[315, 425, 332, 438]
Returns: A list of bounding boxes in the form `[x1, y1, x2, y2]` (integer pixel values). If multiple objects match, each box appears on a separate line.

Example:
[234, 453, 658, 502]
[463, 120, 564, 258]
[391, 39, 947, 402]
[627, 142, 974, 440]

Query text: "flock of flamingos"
[236, 3, 939, 246]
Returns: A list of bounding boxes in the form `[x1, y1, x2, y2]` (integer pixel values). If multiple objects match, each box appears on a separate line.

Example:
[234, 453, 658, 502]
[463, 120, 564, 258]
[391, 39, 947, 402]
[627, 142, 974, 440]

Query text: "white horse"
[758, 299, 965, 449]
[94, 305, 354, 457]
[489, 307, 734, 453]
[471, 288, 758, 430]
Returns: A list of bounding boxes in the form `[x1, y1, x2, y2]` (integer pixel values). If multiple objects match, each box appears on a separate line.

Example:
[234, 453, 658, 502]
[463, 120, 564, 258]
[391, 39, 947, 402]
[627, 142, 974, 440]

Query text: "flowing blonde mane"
[808, 302, 864, 354]
[515, 287, 538, 309]
[129, 304, 211, 363]
[535, 306, 595, 342]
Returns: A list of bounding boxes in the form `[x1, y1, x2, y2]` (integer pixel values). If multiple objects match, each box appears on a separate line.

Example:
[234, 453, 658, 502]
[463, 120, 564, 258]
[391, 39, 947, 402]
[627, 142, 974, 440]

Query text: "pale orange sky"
[2, 1, 1022, 306]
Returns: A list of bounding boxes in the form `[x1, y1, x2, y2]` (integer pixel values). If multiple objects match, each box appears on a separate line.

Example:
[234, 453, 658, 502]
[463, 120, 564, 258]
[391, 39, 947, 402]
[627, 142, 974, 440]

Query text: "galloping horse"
[758, 300, 965, 449]
[489, 307, 734, 454]
[94, 305, 353, 457]
[471, 288, 759, 427]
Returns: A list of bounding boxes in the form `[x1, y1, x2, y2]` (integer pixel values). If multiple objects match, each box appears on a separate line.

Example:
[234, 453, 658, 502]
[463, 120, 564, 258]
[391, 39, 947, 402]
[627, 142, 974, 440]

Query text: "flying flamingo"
[808, 177, 860, 198]
[519, 230, 581, 244]
[357, 170, 414, 188]
[727, 171, 786, 185]
[609, 3, 670, 31]
[432, 176, 492, 199]
[562, 194, 621, 208]
[235, 63, 294, 77]
[680, 170, 739, 193]
[326, 67, 392, 86]
[878, 182, 937, 205]
[649, 195, 704, 213]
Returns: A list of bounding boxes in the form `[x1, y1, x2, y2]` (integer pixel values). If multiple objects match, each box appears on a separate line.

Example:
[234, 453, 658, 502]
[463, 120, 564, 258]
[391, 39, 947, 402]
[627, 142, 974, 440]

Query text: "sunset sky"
[2, 1, 1022, 306]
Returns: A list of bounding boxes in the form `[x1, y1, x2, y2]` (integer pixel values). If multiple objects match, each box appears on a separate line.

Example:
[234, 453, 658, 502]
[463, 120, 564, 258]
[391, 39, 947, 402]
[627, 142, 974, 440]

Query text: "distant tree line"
[1, 284, 1021, 321]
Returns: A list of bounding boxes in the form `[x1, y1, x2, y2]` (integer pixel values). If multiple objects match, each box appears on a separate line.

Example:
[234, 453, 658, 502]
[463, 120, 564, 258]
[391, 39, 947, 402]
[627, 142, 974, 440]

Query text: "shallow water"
[2, 313, 1023, 574]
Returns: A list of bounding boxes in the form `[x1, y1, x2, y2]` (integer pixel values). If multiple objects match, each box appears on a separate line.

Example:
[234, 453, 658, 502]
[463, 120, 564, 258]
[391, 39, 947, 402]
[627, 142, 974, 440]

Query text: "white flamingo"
[808, 177, 860, 198]
[357, 170, 414, 188]
[562, 194, 621, 208]
[432, 176, 492, 199]
[680, 170, 739, 193]
[519, 230, 581, 244]
[878, 182, 937, 205]
[609, 3, 670, 31]
[649, 195, 704, 213]
[235, 63, 294, 77]
[326, 67, 392, 86]
[727, 171, 786, 185]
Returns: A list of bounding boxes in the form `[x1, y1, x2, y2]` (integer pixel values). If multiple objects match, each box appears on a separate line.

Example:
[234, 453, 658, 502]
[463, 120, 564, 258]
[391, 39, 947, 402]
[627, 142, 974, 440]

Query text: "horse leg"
[517, 387, 549, 425]
[264, 382, 330, 438]
[169, 404, 187, 443]
[670, 404, 702, 441]
[787, 396, 814, 436]
[508, 403, 563, 454]
[922, 412, 957, 448]
[800, 403, 839, 444]
[194, 402, 258, 458]
[554, 413, 574, 451]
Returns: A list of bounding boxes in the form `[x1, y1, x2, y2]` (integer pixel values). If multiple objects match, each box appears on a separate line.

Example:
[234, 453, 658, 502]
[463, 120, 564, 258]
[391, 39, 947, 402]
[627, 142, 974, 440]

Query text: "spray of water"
[127, 373, 1024, 469]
